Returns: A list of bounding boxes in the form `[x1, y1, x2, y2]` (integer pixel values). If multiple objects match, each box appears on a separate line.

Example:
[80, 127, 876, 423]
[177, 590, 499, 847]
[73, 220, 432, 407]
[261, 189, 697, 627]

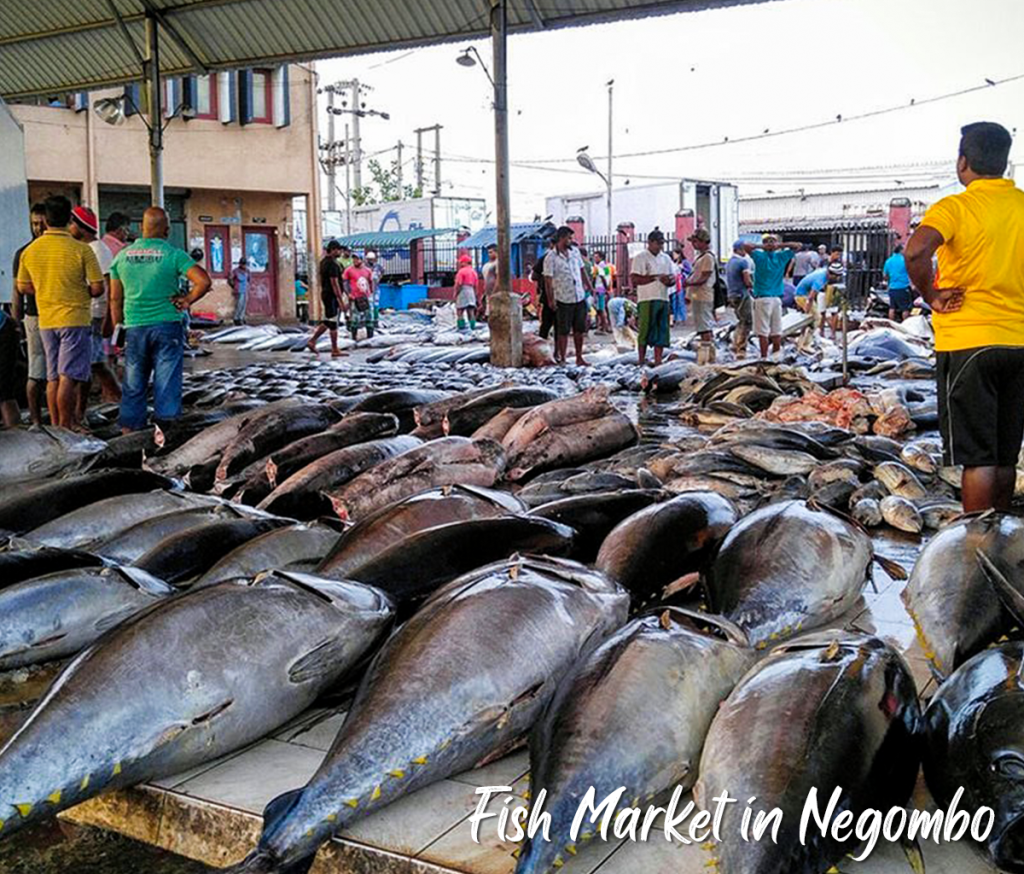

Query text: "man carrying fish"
[109, 207, 211, 433]
[630, 227, 676, 366]
[740, 234, 803, 360]
[906, 121, 1024, 512]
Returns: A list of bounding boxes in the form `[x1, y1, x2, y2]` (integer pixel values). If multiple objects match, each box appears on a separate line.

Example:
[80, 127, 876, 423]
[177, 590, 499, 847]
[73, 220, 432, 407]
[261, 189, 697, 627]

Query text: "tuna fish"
[695, 632, 920, 874]
[0, 566, 175, 669]
[264, 413, 400, 488]
[501, 388, 618, 462]
[328, 437, 506, 521]
[317, 485, 524, 579]
[706, 500, 874, 649]
[922, 642, 1024, 872]
[443, 386, 560, 437]
[470, 406, 530, 442]
[505, 413, 639, 483]
[874, 461, 928, 499]
[215, 404, 343, 483]
[349, 389, 450, 432]
[0, 572, 393, 839]
[529, 490, 666, 562]
[0, 426, 107, 486]
[880, 494, 923, 533]
[851, 496, 883, 528]
[22, 490, 217, 550]
[413, 386, 508, 433]
[194, 526, 340, 587]
[727, 444, 818, 477]
[596, 492, 737, 606]
[0, 469, 173, 536]
[257, 436, 421, 520]
[133, 517, 293, 584]
[225, 555, 628, 874]
[94, 505, 250, 564]
[516, 608, 753, 874]
[0, 547, 105, 590]
[901, 512, 1024, 678]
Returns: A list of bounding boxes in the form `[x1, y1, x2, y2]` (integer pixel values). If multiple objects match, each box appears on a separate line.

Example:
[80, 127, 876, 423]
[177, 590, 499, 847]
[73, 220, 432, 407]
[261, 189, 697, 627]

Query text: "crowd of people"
[4, 195, 211, 434]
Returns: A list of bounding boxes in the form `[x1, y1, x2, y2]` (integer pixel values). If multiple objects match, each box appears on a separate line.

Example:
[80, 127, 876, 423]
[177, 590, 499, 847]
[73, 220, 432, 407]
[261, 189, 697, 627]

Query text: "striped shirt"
[16, 229, 103, 329]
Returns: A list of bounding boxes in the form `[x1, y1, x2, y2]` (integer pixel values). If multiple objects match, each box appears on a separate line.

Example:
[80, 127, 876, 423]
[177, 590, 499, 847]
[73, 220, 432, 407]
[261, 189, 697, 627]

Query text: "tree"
[351, 159, 422, 206]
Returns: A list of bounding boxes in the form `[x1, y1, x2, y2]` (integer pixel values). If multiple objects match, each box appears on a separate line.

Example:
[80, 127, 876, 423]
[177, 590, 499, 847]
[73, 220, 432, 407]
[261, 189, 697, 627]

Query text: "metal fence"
[342, 236, 462, 285]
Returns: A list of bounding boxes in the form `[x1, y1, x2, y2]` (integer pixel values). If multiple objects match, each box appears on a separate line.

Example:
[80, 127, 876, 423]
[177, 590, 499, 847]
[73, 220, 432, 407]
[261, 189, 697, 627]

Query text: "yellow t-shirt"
[921, 178, 1024, 352]
[16, 229, 103, 330]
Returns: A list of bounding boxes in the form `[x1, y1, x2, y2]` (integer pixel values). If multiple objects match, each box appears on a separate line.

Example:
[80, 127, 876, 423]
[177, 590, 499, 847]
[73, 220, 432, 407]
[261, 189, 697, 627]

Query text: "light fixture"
[455, 47, 495, 88]
[576, 150, 607, 184]
[94, 96, 127, 126]
[456, 49, 477, 68]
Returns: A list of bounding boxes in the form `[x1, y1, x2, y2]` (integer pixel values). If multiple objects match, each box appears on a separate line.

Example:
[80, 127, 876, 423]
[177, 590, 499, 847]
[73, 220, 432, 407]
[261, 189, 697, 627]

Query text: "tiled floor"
[63, 529, 1000, 874]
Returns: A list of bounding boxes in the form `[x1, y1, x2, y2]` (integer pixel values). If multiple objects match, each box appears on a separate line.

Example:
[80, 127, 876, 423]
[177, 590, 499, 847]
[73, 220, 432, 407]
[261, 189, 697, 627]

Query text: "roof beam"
[523, 0, 546, 28]
[138, 0, 210, 73]
[103, 0, 145, 70]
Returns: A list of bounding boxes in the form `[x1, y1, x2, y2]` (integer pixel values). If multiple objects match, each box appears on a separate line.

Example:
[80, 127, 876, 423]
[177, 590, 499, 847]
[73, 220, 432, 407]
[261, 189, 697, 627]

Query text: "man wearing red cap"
[454, 253, 479, 331]
[16, 195, 104, 431]
[70, 206, 121, 415]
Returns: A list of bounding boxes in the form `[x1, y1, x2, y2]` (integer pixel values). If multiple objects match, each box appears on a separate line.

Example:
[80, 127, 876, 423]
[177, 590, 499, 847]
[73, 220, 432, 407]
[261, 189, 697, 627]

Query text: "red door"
[243, 227, 278, 318]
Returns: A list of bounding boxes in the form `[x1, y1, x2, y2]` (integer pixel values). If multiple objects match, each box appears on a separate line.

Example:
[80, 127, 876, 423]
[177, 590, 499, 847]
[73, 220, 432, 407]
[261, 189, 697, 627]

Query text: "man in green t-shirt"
[109, 207, 211, 432]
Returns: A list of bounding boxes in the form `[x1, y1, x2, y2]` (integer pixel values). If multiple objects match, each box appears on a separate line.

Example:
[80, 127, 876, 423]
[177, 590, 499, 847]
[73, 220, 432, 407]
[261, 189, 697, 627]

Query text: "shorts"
[90, 317, 106, 365]
[40, 325, 92, 383]
[692, 299, 716, 333]
[595, 291, 607, 311]
[321, 294, 339, 327]
[0, 317, 17, 401]
[937, 346, 1024, 467]
[753, 297, 783, 337]
[889, 287, 913, 314]
[729, 295, 753, 329]
[23, 315, 47, 381]
[637, 299, 670, 348]
[455, 285, 477, 310]
[555, 300, 587, 336]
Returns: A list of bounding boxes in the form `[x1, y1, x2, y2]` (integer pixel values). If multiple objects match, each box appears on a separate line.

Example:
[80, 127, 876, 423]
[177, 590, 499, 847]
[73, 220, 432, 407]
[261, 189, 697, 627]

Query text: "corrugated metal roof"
[460, 221, 554, 248]
[740, 216, 893, 233]
[0, 0, 778, 98]
[333, 228, 457, 248]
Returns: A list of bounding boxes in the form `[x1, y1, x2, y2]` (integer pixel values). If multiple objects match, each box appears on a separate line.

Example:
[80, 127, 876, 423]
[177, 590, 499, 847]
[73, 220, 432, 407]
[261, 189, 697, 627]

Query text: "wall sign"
[198, 215, 214, 223]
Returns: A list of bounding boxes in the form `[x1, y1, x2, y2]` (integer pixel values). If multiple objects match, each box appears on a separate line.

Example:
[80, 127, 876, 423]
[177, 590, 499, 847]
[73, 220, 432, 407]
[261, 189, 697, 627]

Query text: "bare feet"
[576, 357, 589, 367]
[331, 349, 347, 358]
[306, 341, 318, 353]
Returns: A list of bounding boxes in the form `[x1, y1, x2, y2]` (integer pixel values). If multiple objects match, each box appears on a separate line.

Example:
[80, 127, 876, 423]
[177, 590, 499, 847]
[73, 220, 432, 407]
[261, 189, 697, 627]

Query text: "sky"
[315, 0, 1024, 222]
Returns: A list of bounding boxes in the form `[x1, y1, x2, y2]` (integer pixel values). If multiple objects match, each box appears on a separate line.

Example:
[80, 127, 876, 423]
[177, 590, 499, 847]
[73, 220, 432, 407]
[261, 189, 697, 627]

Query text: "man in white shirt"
[69, 205, 121, 416]
[629, 227, 676, 366]
[683, 227, 718, 364]
[543, 226, 593, 365]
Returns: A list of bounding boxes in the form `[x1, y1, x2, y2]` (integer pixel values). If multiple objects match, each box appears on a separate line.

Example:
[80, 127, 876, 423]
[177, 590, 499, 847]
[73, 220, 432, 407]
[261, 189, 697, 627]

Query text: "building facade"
[10, 63, 321, 323]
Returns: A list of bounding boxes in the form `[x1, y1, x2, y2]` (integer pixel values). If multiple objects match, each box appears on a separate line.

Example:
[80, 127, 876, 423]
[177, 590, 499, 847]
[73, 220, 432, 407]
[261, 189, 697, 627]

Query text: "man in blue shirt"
[883, 244, 913, 322]
[228, 258, 249, 326]
[741, 234, 803, 359]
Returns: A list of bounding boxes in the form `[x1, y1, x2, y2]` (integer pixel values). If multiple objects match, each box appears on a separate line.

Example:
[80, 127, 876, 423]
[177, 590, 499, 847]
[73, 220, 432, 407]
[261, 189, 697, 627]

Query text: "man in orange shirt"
[905, 121, 1024, 511]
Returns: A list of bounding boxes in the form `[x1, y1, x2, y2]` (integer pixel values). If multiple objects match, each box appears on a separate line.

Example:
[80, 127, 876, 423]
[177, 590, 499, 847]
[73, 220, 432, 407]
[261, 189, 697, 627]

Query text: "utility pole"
[415, 130, 424, 193]
[326, 88, 337, 212]
[607, 80, 614, 239]
[350, 79, 362, 192]
[396, 140, 404, 198]
[434, 125, 442, 195]
[414, 124, 443, 195]
[144, 13, 164, 208]
[344, 122, 352, 235]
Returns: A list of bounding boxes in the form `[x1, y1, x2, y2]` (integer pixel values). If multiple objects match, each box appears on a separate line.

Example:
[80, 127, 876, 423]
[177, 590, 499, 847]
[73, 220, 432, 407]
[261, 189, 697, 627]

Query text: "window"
[250, 69, 272, 123]
[204, 225, 230, 278]
[194, 74, 218, 119]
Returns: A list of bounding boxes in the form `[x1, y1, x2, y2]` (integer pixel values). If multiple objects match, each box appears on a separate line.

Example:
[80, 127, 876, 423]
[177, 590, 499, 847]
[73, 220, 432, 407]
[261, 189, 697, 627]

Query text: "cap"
[71, 205, 98, 235]
[761, 233, 776, 244]
[648, 227, 666, 243]
[732, 239, 746, 251]
[366, 250, 377, 260]
[458, 254, 472, 265]
[688, 227, 712, 244]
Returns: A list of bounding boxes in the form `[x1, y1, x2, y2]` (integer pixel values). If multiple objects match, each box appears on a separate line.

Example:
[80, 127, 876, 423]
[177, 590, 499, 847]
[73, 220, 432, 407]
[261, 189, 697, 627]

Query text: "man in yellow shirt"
[16, 195, 104, 431]
[905, 121, 1024, 511]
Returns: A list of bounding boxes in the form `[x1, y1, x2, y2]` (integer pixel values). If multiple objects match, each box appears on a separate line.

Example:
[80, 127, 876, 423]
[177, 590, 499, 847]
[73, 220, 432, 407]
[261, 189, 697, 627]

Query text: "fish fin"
[288, 635, 349, 684]
[900, 834, 926, 874]
[94, 608, 141, 635]
[112, 565, 177, 596]
[873, 555, 908, 581]
[262, 787, 305, 835]
[224, 848, 316, 874]
[651, 607, 749, 647]
[977, 549, 1024, 628]
[661, 572, 702, 601]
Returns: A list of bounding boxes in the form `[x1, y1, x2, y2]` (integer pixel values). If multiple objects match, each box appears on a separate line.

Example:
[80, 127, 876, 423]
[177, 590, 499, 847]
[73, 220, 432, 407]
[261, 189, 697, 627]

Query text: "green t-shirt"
[110, 238, 195, 328]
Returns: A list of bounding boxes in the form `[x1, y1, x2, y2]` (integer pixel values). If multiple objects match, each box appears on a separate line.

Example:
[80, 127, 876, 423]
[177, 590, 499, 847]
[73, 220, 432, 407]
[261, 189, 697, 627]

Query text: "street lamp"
[577, 147, 612, 238]
[455, 47, 495, 88]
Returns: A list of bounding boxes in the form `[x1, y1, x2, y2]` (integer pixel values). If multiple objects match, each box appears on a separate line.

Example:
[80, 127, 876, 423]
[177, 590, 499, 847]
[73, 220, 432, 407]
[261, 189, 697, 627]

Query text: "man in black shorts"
[307, 240, 346, 358]
[906, 121, 1024, 511]
[531, 238, 556, 340]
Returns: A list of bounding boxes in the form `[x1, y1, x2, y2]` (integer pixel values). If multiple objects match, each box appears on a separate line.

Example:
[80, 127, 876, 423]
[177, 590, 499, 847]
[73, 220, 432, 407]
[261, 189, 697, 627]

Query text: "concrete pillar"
[616, 222, 634, 291]
[675, 209, 696, 261]
[488, 291, 522, 368]
[410, 238, 425, 285]
[566, 215, 585, 242]
[888, 197, 912, 247]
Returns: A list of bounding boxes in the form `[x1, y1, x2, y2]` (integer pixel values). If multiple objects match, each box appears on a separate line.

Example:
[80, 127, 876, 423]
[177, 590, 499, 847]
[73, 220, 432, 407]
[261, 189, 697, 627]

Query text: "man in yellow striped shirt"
[16, 196, 104, 431]
[906, 121, 1024, 511]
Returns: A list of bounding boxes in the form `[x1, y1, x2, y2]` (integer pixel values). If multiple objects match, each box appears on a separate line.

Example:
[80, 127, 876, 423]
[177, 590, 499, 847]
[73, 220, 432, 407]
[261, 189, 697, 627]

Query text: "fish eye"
[994, 755, 1024, 779]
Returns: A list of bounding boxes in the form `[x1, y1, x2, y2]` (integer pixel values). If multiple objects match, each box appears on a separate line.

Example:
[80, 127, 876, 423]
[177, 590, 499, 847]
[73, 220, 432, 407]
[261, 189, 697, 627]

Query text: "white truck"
[324, 196, 488, 239]
[545, 179, 739, 257]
